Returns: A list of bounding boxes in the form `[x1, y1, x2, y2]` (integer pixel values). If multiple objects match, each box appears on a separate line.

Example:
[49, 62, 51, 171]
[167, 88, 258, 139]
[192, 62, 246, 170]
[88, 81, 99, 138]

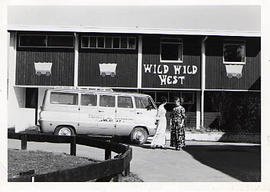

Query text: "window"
[20, 35, 46, 47]
[100, 95, 115, 107]
[223, 41, 246, 64]
[81, 36, 136, 50]
[90, 37, 97, 48]
[47, 36, 74, 47]
[105, 37, 113, 48]
[181, 92, 194, 104]
[141, 90, 194, 105]
[168, 91, 194, 104]
[81, 94, 97, 106]
[97, 37, 105, 48]
[160, 38, 183, 62]
[118, 96, 133, 108]
[156, 91, 169, 104]
[81, 37, 89, 48]
[113, 37, 120, 48]
[19, 34, 74, 48]
[141, 91, 156, 102]
[121, 37, 128, 48]
[135, 96, 156, 109]
[128, 37, 136, 49]
[50, 92, 78, 105]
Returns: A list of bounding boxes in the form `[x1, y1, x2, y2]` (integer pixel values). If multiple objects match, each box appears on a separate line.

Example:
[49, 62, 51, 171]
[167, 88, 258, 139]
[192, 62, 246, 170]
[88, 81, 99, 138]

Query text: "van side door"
[48, 92, 80, 130]
[115, 95, 136, 136]
[79, 93, 99, 134]
[97, 94, 116, 135]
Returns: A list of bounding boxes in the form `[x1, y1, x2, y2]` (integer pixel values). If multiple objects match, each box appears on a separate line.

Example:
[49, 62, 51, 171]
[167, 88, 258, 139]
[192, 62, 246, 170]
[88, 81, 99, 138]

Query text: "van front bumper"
[148, 126, 157, 136]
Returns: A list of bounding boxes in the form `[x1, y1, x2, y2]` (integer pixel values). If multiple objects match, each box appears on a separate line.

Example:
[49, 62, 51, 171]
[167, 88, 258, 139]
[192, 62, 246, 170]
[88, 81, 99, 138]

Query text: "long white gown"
[151, 103, 167, 148]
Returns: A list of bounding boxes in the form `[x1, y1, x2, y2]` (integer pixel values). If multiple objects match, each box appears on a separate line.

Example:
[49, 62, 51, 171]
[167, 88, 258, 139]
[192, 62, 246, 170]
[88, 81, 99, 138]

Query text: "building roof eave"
[7, 25, 261, 37]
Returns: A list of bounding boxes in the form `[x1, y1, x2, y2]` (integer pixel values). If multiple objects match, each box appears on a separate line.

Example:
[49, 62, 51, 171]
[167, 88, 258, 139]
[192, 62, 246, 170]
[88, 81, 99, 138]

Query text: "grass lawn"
[8, 149, 143, 182]
[8, 149, 96, 178]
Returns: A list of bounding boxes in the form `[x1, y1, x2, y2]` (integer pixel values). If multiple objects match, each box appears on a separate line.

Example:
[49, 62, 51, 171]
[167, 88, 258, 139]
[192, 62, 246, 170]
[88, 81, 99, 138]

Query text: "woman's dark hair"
[174, 96, 179, 102]
[160, 96, 167, 103]
[174, 97, 184, 105]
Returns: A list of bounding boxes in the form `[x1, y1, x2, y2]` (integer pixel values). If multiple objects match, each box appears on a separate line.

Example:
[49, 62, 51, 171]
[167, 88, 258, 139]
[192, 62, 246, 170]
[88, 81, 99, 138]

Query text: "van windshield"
[135, 96, 156, 110]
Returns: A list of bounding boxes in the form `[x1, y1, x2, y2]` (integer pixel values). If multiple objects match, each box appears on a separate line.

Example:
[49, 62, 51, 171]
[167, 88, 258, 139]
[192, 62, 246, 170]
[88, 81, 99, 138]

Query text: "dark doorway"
[25, 88, 38, 124]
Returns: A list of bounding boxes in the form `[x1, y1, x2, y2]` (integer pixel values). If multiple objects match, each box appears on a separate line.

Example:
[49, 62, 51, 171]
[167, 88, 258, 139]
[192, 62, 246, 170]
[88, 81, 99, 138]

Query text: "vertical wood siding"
[16, 48, 74, 86]
[78, 48, 138, 87]
[141, 35, 201, 89]
[205, 37, 261, 90]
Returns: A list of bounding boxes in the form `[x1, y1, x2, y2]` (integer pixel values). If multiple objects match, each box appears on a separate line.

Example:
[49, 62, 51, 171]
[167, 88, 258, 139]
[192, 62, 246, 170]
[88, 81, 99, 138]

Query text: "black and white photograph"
[0, 0, 269, 191]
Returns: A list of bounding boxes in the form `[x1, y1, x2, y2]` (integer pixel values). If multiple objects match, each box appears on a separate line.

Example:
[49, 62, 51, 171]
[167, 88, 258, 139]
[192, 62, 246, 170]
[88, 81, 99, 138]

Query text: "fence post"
[105, 148, 111, 160]
[112, 174, 122, 182]
[124, 163, 130, 176]
[21, 134, 27, 150]
[123, 148, 131, 176]
[70, 136, 76, 156]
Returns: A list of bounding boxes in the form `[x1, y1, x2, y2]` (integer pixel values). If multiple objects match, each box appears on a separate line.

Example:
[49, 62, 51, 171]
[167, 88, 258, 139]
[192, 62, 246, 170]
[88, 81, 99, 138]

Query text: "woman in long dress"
[170, 97, 186, 150]
[151, 97, 167, 149]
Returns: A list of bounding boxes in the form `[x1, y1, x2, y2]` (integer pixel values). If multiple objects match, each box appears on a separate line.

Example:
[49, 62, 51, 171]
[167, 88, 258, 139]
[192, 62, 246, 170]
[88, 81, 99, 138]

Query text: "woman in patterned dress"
[170, 97, 186, 150]
[151, 97, 167, 149]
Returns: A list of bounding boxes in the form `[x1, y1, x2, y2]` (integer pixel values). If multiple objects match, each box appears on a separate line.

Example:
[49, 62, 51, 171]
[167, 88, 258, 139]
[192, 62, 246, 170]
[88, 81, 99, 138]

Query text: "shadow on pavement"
[183, 144, 261, 182]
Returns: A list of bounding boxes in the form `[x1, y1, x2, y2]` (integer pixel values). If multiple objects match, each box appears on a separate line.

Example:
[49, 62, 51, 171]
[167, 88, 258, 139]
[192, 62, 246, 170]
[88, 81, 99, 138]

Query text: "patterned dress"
[170, 105, 186, 150]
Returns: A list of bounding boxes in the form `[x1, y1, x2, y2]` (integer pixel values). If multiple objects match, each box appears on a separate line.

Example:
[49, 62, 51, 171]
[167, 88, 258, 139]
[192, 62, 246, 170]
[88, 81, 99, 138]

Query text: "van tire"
[54, 126, 75, 136]
[130, 127, 148, 145]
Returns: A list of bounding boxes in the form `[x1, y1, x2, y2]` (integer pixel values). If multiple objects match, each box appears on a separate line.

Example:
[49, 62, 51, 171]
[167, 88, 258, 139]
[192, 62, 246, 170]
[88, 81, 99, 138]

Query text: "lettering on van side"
[88, 114, 100, 119]
[115, 118, 133, 123]
[99, 118, 114, 122]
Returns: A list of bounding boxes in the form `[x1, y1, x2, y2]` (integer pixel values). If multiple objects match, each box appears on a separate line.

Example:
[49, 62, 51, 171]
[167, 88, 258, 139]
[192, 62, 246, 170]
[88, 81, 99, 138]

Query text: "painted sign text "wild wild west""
[143, 64, 198, 85]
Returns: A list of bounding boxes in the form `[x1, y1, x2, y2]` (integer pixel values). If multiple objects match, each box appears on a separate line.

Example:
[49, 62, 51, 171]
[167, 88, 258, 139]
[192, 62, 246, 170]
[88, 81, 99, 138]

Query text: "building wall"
[78, 48, 138, 87]
[205, 37, 261, 90]
[8, 33, 37, 130]
[8, 87, 36, 131]
[16, 48, 75, 86]
[13, 33, 261, 90]
[142, 35, 201, 89]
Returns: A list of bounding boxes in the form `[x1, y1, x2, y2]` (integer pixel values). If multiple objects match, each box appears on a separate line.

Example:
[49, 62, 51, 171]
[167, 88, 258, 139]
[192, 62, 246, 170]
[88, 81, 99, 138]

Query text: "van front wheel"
[54, 126, 75, 136]
[130, 128, 148, 145]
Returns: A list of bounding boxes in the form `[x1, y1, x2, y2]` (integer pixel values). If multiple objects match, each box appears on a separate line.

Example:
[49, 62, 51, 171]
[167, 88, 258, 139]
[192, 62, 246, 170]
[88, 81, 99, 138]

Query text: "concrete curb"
[157, 131, 261, 144]
[185, 132, 260, 144]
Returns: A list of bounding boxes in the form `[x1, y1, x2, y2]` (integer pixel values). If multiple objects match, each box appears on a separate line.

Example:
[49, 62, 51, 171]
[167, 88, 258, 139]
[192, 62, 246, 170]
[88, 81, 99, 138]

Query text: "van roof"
[48, 88, 151, 97]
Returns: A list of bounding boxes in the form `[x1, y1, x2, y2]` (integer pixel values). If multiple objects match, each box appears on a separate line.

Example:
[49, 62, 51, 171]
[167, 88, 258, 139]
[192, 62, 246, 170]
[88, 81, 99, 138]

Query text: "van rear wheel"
[130, 128, 148, 145]
[54, 126, 75, 136]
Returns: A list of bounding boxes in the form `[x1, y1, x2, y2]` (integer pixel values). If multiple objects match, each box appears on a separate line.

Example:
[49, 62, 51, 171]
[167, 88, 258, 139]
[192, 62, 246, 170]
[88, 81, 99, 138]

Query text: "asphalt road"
[8, 139, 260, 182]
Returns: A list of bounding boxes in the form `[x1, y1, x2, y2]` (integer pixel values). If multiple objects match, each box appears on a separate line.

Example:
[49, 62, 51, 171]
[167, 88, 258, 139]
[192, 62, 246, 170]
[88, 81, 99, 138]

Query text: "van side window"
[118, 96, 133, 108]
[135, 96, 155, 109]
[81, 94, 97, 106]
[100, 95, 115, 107]
[50, 92, 78, 105]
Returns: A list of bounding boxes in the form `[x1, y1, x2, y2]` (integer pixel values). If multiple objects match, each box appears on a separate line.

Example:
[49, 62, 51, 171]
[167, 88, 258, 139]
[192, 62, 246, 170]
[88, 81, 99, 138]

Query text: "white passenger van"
[39, 88, 157, 144]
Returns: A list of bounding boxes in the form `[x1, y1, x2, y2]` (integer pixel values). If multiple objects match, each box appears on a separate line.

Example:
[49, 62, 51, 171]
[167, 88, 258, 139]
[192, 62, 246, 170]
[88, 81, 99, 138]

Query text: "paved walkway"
[130, 140, 260, 182]
[8, 139, 260, 182]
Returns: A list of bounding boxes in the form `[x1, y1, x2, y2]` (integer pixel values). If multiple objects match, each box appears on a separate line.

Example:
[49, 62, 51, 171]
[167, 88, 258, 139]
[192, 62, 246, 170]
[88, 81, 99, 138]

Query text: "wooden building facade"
[7, 5, 261, 132]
